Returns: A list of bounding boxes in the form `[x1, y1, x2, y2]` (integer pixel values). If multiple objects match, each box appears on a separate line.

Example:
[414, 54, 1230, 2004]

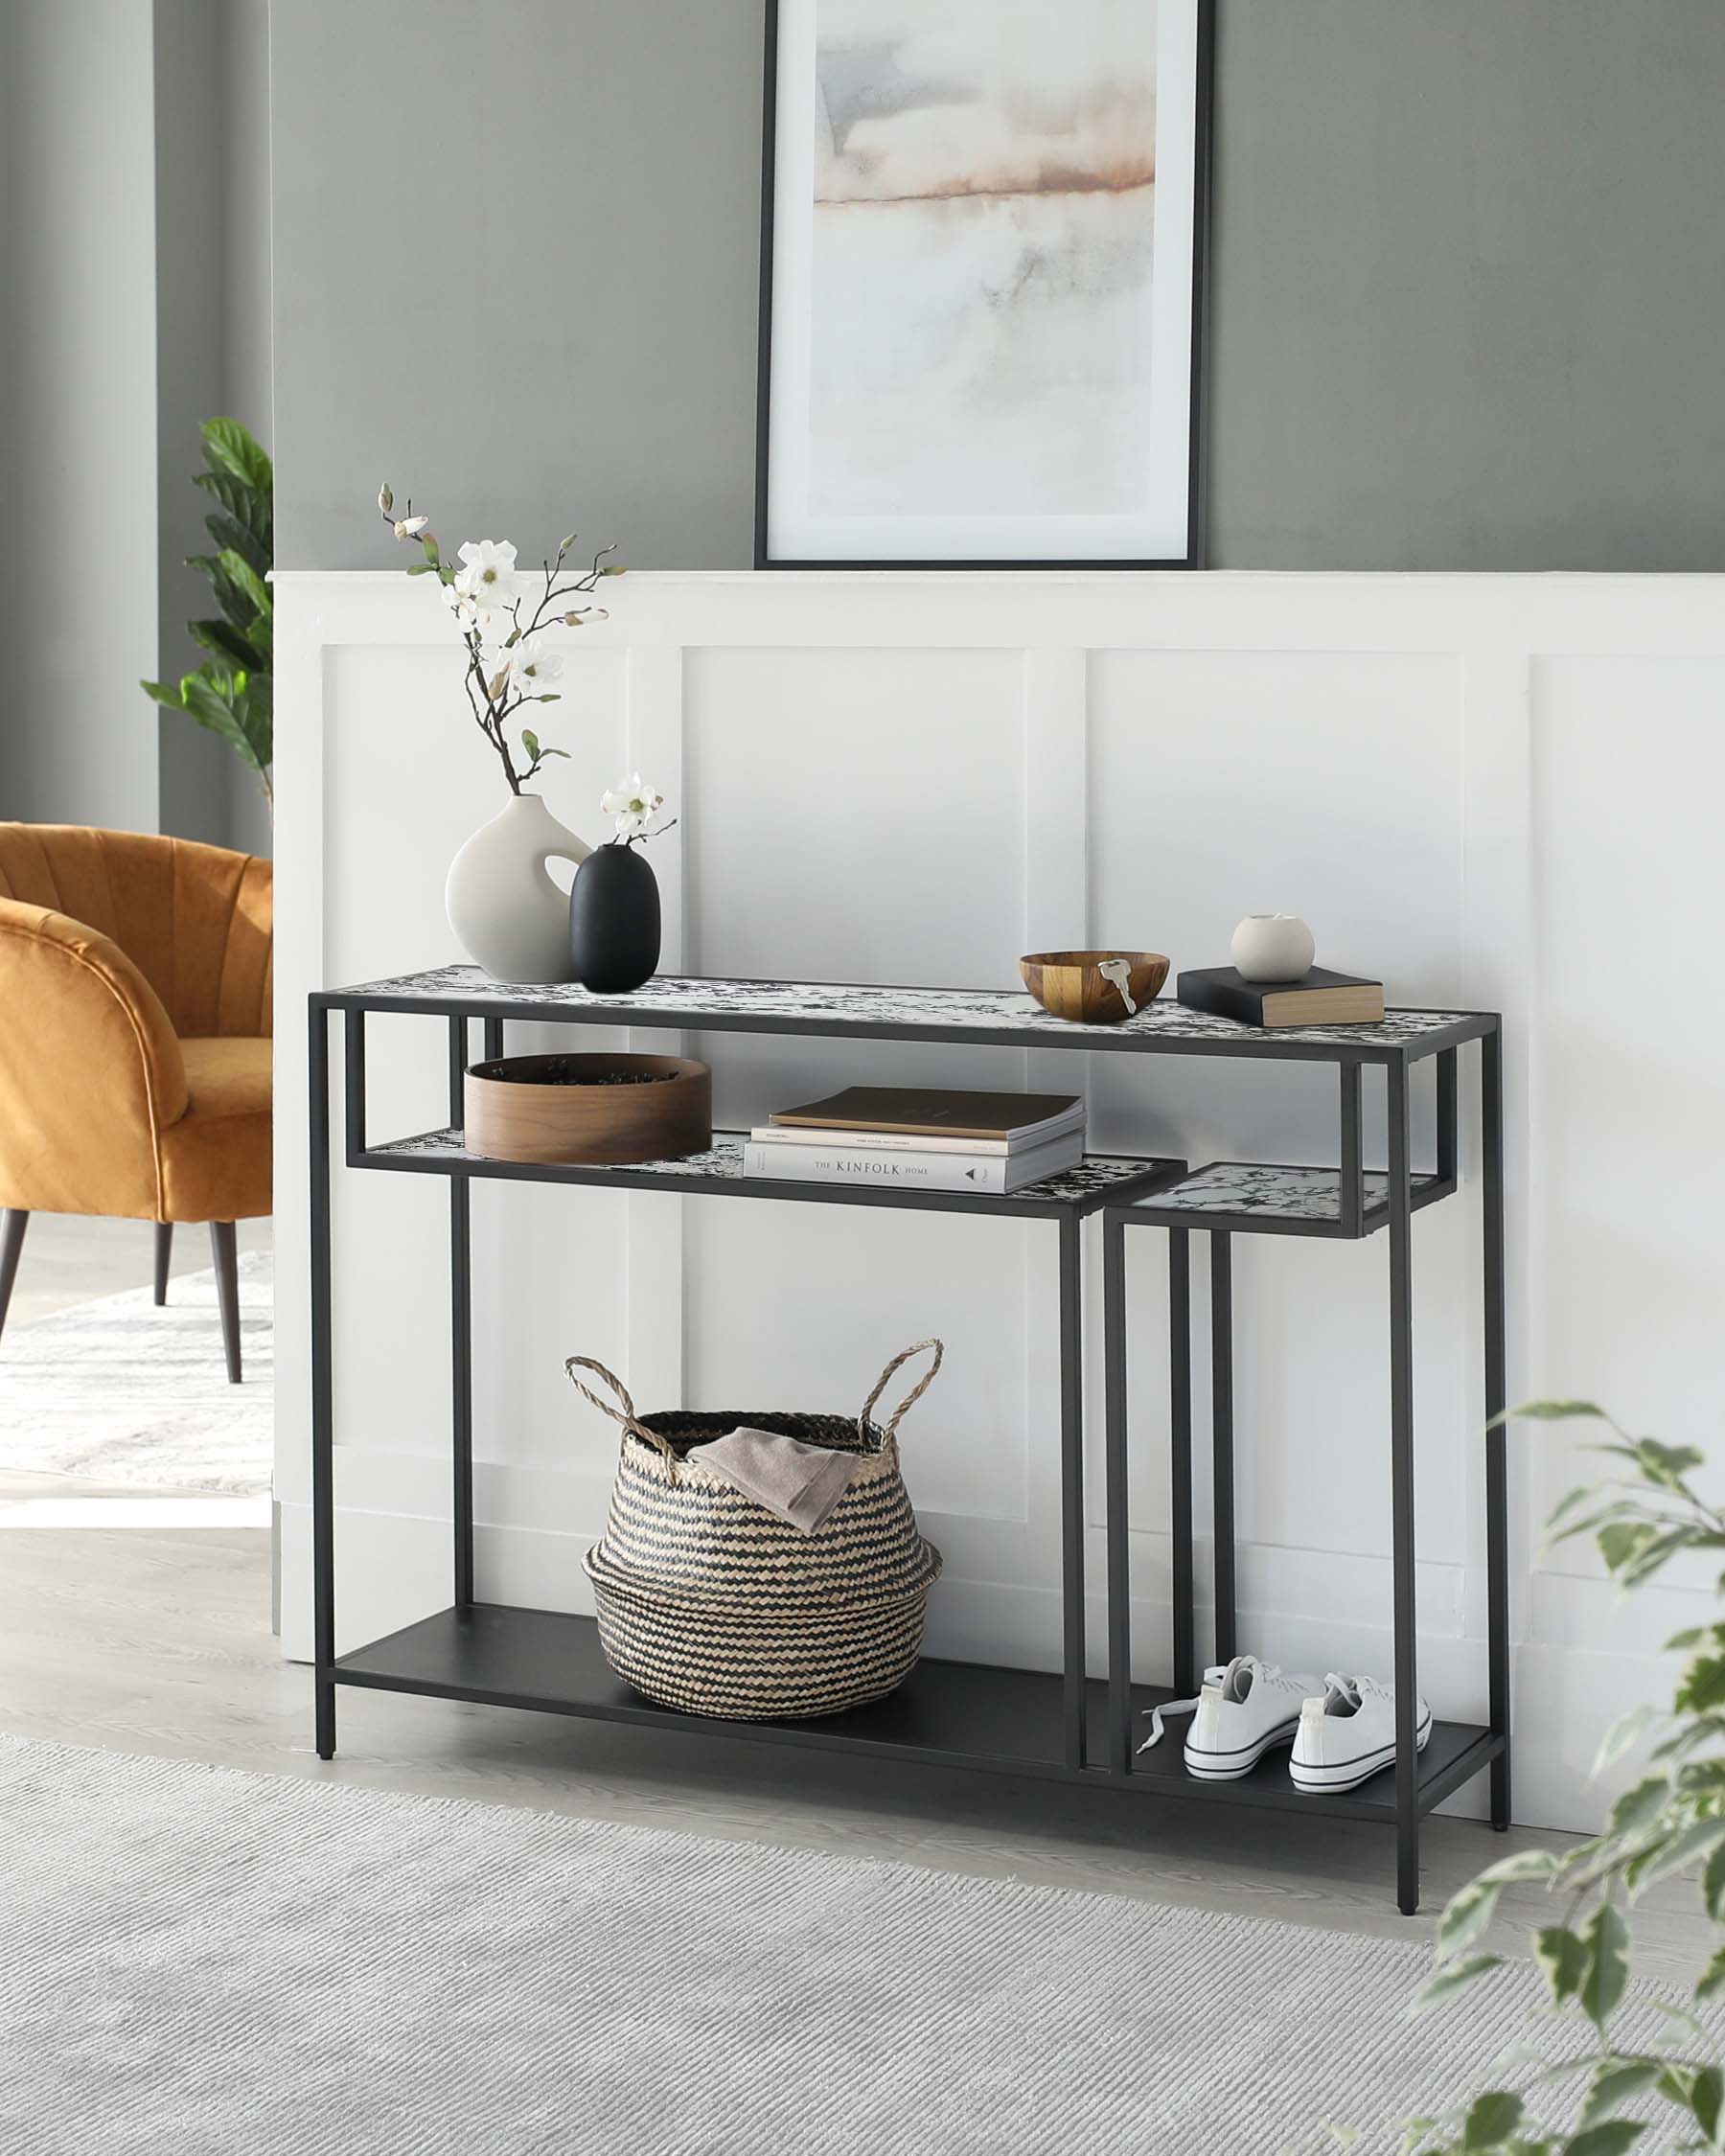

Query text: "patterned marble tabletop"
[367, 1127, 1184, 1211]
[1123, 1161, 1443, 1224]
[333, 965, 1488, 1056]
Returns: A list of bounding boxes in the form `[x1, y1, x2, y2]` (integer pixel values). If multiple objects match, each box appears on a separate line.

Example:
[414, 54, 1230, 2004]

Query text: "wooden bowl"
[1020, 951, 1170, 1024]
[464, 1052, 712, 1165]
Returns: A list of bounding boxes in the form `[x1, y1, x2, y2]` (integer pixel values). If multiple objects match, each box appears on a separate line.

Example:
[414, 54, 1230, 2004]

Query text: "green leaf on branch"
[1678, 1661, 1725, 1716]
[1607, 1778, 1670, 1838]
[1635, 1440, 1706, 1488]
[218, 546, 270, 620]
[1578, 1904, 1629, 2030]
[1594, 1706, 1660, 1777]
[407, 562, 437, 576]
[520, 730, 540, 762]
[1414, 1956, 1504, 2015]
[194, 467, 272, 551]
[1561, 2124, 1644, 2156]
[200, 415, 273, 493]
[1460, 2092, 1523, 2149]
[1696, 1945, 1725, 2002]
[1631, 1816, 1725, 1895]
[203, 511, 269, 579]
[1691, 2066, 1723, 2143]
[1577, 2062, 1659, 2132]
[1509, 1400, 1609, 1423]
[141, 677, 186, 709]
[190, 617, 264, 674]
[1598, 1522, 1664, 1577]
[1535, 1925, 1590, 2007]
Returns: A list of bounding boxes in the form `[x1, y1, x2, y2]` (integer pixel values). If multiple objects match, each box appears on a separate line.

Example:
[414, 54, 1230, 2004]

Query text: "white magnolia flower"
[600, 771, 664, 837]
[510, 635, 564, 693]
[455, 539, 518, 608]
[443, 579, 487, 631]
[393, 515, 429, 539]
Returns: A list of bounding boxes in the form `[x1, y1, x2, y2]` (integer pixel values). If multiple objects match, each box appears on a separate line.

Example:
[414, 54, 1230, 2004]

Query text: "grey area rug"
[0, 1252, 271, 1494]
[0, 1735, 1695, 2156]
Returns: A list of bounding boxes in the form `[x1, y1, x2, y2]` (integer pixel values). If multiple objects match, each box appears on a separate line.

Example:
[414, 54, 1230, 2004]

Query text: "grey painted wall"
[0, 1, 162, 833]
[0, 0, 275, 850]
[271, 0, 1725, 574]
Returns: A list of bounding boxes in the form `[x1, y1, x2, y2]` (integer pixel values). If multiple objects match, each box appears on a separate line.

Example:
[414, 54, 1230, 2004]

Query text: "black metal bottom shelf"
[334, 1604, 1498, 1821]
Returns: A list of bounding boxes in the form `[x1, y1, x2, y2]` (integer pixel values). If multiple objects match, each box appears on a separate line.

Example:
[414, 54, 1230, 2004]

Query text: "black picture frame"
[753, 0, 1215, 572]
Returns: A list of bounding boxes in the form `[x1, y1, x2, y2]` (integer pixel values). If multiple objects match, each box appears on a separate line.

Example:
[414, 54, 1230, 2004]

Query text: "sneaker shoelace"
[1137, 1657, 1305, 1755]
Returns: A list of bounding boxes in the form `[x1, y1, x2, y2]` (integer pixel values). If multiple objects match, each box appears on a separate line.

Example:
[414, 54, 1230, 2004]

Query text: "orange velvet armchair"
[0, 825, 272, 1381]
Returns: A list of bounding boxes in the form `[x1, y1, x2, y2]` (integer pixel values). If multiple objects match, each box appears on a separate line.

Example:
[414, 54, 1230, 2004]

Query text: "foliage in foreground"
[1338, 1406, 1725, 2154]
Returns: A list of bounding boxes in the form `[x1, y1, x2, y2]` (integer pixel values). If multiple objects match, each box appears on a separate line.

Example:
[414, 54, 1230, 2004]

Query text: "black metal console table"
[308, 966, 1506, 1914]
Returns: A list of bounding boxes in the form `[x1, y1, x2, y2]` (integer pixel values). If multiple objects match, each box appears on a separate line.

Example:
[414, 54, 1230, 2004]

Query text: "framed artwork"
[755, 0, 1213, 570]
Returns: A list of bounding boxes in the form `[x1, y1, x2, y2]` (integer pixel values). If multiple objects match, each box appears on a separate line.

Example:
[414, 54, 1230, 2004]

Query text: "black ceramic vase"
[569, 842, 660, 994]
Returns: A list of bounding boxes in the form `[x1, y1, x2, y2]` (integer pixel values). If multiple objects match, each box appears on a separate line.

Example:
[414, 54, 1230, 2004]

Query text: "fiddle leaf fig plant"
[1386, 1404, 1725, 2155]
[143, 417, 274, 813]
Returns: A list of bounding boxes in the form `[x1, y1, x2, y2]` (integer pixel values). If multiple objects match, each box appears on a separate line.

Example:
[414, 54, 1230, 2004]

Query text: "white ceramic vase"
[1230, 913, 1316, 983]
[446, 792, 591, 984]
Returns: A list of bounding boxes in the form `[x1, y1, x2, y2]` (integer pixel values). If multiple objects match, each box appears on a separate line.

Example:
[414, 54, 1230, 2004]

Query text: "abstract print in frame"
[756, 0, 1211, 568]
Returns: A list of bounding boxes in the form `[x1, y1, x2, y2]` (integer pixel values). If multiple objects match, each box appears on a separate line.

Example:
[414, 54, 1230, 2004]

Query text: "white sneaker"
[1289, 1671, 1433, 1794]
[1138, 1655, 1317, 1779]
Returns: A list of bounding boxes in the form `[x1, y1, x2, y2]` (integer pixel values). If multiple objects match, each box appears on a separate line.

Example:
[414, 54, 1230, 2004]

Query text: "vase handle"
[535, 811, 591, 874]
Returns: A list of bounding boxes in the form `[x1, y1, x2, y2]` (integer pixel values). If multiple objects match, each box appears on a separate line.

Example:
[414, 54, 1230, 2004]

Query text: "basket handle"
[859, 1339, 945, 1442]
[564, 1356, 678, 1463]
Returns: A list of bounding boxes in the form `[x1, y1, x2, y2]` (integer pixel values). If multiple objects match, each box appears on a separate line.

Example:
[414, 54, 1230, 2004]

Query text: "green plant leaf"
[140, 677, 186, 709]
[203, 511, 269, 580]
[536, 745, 569, 760]
[1607, 1778, 1671, 1838]
[189, 617, 264, 674]
[1535, 1925, 1590, 2007]
[1696, 1944, 1725, 2002]
[200, 415, 272, 493]
[1691, 2066, 1722, 2143]
[1677, 1660, 1725, 1716]
[1578, 1903, 1630, 2030]
[407, 561, 437, 575]
[218, 546, 271, 620]
[1462, 2091, 1523, 2148]
[1577, 2063, 1660, 2132]
[1595, 1707, 1660, 1778]
[244, 610, 272, 660]
[194, 467, 272, 550]
[520, 729, 540, 761]
[1511, 1400, 1609, 1423]
[1635, 1441, 1706, 1488]
[1413, 1955, 1504, 2016]
[1631, 1816, 1725, 1895]
[1561, 2125, 1644, 2156]
[1598, 1522, 1663, 1576]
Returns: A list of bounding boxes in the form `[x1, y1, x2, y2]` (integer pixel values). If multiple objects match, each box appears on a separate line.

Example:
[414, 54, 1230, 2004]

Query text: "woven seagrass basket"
[567, 1341, 945, 1720]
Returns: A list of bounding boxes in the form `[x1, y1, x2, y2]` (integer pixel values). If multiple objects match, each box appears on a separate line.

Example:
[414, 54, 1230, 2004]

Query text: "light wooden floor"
[0, 1225, 1706, 1980]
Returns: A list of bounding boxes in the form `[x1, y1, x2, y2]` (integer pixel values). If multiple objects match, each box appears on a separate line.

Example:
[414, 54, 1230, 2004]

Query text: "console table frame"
[307, 969, 1506, 1914]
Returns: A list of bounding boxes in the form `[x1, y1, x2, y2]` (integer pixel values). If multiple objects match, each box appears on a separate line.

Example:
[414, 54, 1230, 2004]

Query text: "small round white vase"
[1230, 913, 1316, 983]
[446, 792, 591, 984]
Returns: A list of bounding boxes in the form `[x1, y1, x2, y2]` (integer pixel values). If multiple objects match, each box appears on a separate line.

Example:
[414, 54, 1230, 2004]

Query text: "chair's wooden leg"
[0, 1210, 28, 1342]
[153, 1222, 173, 1306]
[210, 1221, 242, 1384]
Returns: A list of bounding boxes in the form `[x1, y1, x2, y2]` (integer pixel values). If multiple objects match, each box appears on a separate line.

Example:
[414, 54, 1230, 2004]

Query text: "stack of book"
[1177, 966, 1385, 1028]
[743, 1087, 1086, 1195]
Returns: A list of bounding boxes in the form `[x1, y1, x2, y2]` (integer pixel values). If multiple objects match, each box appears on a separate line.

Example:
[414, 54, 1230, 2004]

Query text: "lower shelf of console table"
[336, 1602, 1503, 1825]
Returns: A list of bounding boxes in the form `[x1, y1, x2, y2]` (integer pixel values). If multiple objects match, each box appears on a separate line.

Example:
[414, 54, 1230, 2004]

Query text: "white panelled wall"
[272, 571, 1725, 1836]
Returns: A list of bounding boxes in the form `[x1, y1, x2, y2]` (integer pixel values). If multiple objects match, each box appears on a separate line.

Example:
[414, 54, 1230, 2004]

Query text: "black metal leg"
[1169, 1227, 1194, 1695]
[1339, 1063, 1363, 1238]
[0, 1208, 28, 1341]
[1058, 1212, 1087, 1772]
[1210, 1232, 1235, 1665]
[449, 1017, 475, 1609]
[1388, 1053, 1420, 1913]
[1103, 1210, 1131, 1775]
[1483, 1027, 1510, 1828]
[210, 1221, 242, 1384]
[310, 1004, 336, 1758]
[482, 1018, 503, 1064]
[153, 1222, 172, 1306]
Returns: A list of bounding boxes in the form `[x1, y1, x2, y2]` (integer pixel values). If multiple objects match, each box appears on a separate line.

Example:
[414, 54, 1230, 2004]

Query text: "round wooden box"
[463, 1052, 712, 1166]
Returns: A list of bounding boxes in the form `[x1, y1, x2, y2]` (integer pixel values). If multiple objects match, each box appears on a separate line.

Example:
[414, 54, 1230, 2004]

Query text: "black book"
[1177, 966, 1386, 1029]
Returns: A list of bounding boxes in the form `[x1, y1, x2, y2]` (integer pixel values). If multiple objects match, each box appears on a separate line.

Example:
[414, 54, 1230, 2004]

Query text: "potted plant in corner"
[568, 775, 678, 994]
[379, 485, 624, 983]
